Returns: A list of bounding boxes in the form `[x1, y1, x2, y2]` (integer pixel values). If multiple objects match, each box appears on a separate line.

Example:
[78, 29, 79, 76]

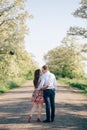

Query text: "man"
[38, 65, 57, 123]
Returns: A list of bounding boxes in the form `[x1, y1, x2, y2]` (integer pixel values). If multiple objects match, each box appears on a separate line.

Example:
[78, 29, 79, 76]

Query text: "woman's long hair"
[33, 69, 41, 87]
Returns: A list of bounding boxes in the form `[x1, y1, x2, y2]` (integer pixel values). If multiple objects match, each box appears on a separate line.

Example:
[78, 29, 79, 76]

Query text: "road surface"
[0, 81, 87, 130]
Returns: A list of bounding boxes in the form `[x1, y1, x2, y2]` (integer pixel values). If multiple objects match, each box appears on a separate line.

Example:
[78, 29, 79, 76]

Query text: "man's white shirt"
[37, 71, 57, 90]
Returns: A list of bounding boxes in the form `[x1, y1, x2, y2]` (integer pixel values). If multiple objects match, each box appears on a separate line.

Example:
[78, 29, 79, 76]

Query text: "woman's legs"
[37, 104, 43, 119]
[28, 103, 43, 122]
[28, 103, 37, 122]
[29, 103, 37, 117]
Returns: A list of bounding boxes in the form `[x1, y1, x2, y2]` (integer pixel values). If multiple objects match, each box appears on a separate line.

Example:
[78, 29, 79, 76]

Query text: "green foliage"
[73, 0, 87, 19]
[0, 0, 37, 93]
[44, 36, 85, 78]
[44, 0, 87, 78]
[0, 79, 25, 94]
[67, 0, 87, 39]
[67, 27, 87, 38]
[58, 77, 87, 95]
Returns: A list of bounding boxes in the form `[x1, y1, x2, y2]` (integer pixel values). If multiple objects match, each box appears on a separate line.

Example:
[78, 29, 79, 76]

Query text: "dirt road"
[0, 81, 87, 130]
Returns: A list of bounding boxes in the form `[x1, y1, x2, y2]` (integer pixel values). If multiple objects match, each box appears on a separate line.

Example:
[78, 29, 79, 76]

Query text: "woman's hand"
[35, 88, 38, 91]
[41, 86, 48, 90]
[41, 83, 52, 90]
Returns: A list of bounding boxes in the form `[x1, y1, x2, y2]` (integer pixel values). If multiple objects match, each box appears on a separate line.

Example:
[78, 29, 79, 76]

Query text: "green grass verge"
[0, 79, 30, 94]
[58, 78, 87, 96]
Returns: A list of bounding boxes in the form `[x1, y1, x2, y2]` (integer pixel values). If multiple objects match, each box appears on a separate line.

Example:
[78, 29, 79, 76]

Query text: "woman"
[28, 69, 45, 122]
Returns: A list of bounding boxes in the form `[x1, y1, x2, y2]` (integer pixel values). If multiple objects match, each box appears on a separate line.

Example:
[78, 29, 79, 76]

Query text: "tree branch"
[0, 5, 15, 17]
[67, 27, 87, 38]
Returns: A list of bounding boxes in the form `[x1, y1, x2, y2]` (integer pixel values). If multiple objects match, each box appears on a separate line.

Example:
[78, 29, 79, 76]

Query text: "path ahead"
[0, 81, 87, 130]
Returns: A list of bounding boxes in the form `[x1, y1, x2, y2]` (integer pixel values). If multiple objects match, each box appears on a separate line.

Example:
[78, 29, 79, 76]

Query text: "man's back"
[38, 71, 57, 90]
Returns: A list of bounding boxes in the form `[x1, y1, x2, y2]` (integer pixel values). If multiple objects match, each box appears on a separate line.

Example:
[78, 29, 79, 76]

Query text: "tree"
[62, 0, 87, 77]
[67, 0, 87, 39]
[67, 27, 87, 38]
[0, 0, 29, 53]
[44, 36, 85, 78]
[0, 0, 37, 85]
[73, 0, 87, 19]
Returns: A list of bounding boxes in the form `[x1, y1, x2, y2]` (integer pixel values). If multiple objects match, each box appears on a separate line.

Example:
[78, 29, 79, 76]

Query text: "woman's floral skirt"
[31, 90, 44, 104]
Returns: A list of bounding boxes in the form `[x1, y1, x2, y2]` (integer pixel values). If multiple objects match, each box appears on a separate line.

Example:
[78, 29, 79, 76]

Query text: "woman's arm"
[41, 85, 48, 90]
[41, 83, 52, 90]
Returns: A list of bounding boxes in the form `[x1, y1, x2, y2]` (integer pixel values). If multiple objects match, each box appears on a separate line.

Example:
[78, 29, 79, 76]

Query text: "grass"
[58, 77, 87, 96]
[0, 78, 29, 94]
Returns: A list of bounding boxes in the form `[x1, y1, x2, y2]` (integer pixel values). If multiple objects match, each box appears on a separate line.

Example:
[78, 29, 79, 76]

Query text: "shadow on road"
[0, 85, 87, 130]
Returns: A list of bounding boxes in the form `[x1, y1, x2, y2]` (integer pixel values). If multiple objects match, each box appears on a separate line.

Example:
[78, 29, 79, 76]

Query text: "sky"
[25, 0, 86, 68]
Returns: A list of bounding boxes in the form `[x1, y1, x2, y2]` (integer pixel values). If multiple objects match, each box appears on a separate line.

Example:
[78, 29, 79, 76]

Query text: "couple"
[28, 65, 57, 123]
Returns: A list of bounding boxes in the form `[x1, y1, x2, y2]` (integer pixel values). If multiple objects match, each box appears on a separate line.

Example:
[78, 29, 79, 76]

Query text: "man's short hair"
[42, 65, 48, 70]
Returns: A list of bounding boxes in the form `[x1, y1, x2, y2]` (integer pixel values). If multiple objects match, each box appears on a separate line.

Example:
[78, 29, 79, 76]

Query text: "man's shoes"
[43, 119, 50, 123]
[51, 119, 54, 122]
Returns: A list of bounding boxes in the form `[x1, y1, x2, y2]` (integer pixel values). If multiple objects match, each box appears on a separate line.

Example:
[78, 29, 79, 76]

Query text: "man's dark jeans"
[43, 89, 55, 121]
